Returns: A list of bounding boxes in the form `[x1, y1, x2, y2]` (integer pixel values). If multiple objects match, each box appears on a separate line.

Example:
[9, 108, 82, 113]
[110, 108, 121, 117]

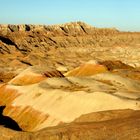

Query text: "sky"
[0, 0, 140, 31]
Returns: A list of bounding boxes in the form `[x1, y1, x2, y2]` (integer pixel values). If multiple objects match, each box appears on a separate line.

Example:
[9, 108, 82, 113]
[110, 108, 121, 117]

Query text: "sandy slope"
[0, 62, 140, 132]
[1, 109, 140, 140]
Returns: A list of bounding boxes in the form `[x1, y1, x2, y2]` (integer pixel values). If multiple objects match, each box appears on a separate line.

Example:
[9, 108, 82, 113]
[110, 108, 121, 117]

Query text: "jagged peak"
[46, 21, 94, 30]
[0, 21, 119, 34]
[52, 21, 92, 27]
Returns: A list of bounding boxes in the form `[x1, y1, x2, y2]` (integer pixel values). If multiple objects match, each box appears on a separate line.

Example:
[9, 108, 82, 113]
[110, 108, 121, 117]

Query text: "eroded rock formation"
[0, 21, 140, 70]
[0, 61, 140, 133]
[0, 22, 140, 140]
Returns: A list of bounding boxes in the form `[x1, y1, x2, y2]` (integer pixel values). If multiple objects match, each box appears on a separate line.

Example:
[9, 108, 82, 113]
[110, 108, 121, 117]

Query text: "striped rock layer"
[0, 62, 140, 132]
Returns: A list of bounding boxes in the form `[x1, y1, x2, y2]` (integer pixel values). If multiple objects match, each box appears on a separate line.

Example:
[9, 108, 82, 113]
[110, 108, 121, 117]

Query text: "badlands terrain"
[0, 22, 140, 139]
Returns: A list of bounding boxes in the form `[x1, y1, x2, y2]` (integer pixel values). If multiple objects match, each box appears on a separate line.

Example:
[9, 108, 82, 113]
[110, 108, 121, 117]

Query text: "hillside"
[0, 22, 140, 70]
[0, 22, 140, 140]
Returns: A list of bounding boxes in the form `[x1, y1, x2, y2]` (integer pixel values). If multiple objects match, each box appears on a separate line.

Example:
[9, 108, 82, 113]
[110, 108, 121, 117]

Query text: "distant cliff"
[0, 21, 140, 68]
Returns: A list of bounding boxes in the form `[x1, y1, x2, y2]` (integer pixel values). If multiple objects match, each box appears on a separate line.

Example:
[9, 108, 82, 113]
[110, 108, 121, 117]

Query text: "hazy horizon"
[0, 0, 140, 31]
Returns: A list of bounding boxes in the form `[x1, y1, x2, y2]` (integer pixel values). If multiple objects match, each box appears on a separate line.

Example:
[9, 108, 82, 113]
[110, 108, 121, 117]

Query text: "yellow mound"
[9, 66, 63, 86]
[1, 63, 140, 132]
[65, 63, 107, 77]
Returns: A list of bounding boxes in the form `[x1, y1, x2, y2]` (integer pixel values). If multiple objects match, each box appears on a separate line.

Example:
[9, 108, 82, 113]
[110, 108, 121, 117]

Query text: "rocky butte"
[0, 22, 140, 140]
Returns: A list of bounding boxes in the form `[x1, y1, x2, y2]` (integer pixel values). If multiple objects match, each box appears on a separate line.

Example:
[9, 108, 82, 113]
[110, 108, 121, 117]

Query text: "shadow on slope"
[0, 106, 22, 131]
